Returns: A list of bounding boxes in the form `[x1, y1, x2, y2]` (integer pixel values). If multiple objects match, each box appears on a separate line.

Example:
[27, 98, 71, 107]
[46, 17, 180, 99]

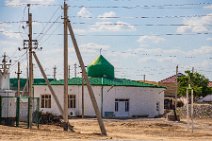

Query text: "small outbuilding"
[34, 55, 165, 118]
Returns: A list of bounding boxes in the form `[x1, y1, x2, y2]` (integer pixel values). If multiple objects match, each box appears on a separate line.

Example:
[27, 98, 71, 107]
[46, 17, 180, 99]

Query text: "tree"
[178, 70, 211, 99]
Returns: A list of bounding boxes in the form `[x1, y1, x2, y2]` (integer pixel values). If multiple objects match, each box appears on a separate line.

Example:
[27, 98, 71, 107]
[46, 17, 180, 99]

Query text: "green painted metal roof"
[10, 78, 54, 90]
[34, 77, 165, 88]
[87, 55, 114, 79]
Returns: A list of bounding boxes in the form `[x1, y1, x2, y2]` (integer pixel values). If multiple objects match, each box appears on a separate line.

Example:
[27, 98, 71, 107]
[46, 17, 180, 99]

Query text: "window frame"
[41, 94, 51, 108]
[68, 94, 76, 108]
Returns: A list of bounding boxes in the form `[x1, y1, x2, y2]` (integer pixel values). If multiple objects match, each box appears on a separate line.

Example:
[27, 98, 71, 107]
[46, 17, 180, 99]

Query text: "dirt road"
[0, 118, 211, 141]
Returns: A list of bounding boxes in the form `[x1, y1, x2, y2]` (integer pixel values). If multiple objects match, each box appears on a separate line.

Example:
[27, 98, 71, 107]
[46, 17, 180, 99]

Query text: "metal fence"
[0, 96, 39, 128]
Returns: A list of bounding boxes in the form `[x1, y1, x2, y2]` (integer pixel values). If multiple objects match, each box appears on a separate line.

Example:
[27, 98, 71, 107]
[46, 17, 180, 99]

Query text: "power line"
[36, 6, 61, 40]
[33, 21, 212, 27]
[67, 3, 212, 9]
[70, 14, 212, 19]
[1, 2, 211, 8]
[1, 30, 211, 36]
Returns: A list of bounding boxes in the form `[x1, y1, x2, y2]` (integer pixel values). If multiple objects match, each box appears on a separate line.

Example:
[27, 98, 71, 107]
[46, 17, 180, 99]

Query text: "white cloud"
[0, 24, 21, 39]
[137, 36, 165, 44]
[90, 21, 135, 32]
[177, 13, 212, 33]
[98, 11, 116, 20]
[207, 38, 212, 41]
[79, 43, 111, 53]
[204, 5, 212, 10]
[189, 46, 212, 56]
[5, 0, 54, 6]
[77, 7, 91, 17]
[73, 28, 87, 34]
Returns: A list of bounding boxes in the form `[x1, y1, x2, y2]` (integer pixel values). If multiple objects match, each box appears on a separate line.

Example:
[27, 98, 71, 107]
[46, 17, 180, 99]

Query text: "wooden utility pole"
[27, 4, 33, 129]
[15, 62, 22, 96]
[67, 19, 107, 136]
[63, 1, 69, 131]
[33, 52, 64, 115]
[53, 66, 57, 80]
[175, 65, 178, 110]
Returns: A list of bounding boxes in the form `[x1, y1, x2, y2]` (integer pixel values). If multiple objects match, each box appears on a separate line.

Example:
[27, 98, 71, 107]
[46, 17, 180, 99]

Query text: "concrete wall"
[0, 90, 16, 118]
[0, 73, 10, 90]
[34, 85, 164, 118]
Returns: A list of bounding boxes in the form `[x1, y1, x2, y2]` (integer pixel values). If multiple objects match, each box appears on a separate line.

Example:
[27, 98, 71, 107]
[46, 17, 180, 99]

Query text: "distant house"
[198, 94, 212, 102]
[158, 73, 183, 109]
[208, 81, 212, 88]
[33, 55, 165, 118]
[158, 73, 183, 98]
[198, 81, 212, 103]
[139, 80, 158, 85]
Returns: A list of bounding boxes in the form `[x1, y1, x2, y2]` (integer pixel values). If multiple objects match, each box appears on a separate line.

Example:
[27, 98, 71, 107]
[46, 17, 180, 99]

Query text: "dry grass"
[0, 118, 211, 141]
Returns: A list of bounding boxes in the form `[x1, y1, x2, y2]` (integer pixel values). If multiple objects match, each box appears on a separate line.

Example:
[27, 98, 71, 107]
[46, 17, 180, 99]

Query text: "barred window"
[41, 95, 51, 108]
[68, 95, 76, 108]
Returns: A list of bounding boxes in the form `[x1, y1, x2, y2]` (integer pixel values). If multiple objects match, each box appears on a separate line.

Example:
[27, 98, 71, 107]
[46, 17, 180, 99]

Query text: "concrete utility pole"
[192, 67, 194, 73]
[27, 4, 33, 129]
[81, 72, 84, 118]
[0, 53, 11, 74]
[68, 65, 71, 79]
[53, 66, 57, 80]
[143, 74, 146, 83]
[63, 1, 69, 131]
[67, 18, 107, 136]
[186, 84, 194, 133]
[2, 53, 7, 74]
[74, 63, 77, 77]
[15, 62, 22, 96]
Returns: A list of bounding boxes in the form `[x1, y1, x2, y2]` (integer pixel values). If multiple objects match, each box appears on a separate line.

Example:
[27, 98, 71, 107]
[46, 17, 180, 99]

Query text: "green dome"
[87, 55, 114, 78]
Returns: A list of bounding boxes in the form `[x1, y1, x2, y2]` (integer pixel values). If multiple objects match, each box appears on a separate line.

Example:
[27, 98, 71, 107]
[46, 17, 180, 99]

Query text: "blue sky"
[0, 0, 211, 81]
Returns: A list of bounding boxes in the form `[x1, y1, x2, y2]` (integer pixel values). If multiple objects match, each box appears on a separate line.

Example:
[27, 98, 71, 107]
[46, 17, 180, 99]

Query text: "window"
[115, 101, 118, 112]
[125, 100, 129, 112]
[68, 95, 76, 108]
[156, 102, 160, 111]
[41, 95, 51, 108]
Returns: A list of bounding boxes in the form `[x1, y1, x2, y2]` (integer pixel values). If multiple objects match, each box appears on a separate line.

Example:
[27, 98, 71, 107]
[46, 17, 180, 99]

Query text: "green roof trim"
[34, 77, 165, 88]
[87, 55, 115, 79]
[10, 78, 54, 90]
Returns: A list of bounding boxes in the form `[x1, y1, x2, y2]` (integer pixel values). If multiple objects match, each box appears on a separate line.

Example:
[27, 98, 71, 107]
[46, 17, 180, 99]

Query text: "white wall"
[33, 85, 164, 118]
[0, 73, 10, 90]
[33, 85, 79, 116]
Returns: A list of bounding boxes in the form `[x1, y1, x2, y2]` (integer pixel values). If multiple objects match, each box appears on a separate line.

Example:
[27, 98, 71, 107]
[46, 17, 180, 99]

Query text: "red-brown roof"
[208, 81, 212, 88]
[159, 73, 183, 83]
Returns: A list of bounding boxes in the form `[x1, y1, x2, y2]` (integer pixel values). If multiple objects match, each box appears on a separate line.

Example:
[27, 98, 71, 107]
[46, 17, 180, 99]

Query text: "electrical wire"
[36, 6, 61, 40]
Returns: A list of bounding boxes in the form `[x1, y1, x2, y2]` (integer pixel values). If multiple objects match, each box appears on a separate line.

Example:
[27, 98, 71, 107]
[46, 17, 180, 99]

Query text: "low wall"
[177, 103, 212, 119]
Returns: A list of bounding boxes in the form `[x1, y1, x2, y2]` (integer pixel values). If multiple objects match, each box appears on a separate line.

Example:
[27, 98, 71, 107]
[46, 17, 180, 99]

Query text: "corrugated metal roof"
[34, 77, 165, 88]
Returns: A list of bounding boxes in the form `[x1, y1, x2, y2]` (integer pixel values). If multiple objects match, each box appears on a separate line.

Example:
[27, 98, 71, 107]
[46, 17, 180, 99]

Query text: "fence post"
[36, 97, 40, 129]
[0, 96, 2, 124]
[27, 97, 30, 128]
[16, 97, 20, 127]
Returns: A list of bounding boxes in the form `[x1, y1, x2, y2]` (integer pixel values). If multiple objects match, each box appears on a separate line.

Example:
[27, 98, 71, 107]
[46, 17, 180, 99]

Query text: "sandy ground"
[0, 118, 211, 141]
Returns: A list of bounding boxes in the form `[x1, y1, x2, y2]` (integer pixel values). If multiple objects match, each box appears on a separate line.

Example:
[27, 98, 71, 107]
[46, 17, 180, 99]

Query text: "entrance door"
[115, 99, 129, 117]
